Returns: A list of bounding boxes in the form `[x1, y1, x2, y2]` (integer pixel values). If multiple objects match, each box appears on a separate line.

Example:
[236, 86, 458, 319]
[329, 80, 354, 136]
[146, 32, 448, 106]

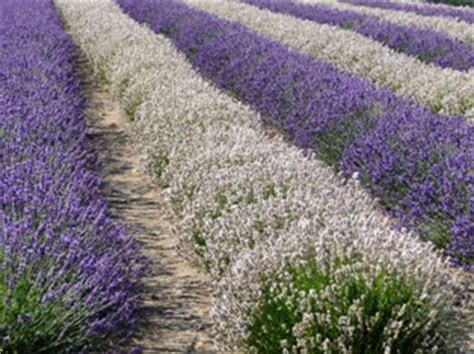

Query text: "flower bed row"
[427, 0, 474, 7]
[186, 0, 473, 119]
[347, 0, 474, 23]
[0, 0, 143, 351]
[119, 0, 473, 270]
[242, 0, 473, 71]
[300, 0, 473, 44]
[58, 0, 472, 352]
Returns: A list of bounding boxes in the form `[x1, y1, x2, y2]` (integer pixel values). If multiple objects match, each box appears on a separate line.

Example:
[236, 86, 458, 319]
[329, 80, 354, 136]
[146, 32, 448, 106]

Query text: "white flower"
[187, 0, 474, 121]
[57, 1, 471, 351]
[299, 0, 474, 45]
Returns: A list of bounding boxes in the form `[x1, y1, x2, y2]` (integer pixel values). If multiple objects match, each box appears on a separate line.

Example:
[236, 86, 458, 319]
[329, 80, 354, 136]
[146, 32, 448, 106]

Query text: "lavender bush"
[346, 0, 474, 23]
[247, 256, 454, 352]
[58, 1, 472, 351]
[188, 0, 474, 119]
[426, 0, 473, 7]
[298, 0, 473, 45]
[117, 0, 473, 270]
[214, 219, 469, 352]
[57, 0, 474, 352]
[0, 0, 143, 351]
[243, 0, 474, 71]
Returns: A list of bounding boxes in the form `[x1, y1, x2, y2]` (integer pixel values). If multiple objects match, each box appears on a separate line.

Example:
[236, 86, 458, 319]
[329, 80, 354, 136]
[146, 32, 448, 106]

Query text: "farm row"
[347, 0, 474, 16]
[120, 0, 473, 270]
[1, 0, 473, 351]
[186, 0, 473, 119]
[57, 0, 472, 352]
[0, 0, 143, 351]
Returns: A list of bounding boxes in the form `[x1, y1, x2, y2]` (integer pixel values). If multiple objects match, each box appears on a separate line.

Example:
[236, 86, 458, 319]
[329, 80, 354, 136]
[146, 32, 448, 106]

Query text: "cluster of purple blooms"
[242, 0, 473, 71]
[0, 0, 143, 350]
[345, 0, 474, 23]
[118, 0, 473, 270]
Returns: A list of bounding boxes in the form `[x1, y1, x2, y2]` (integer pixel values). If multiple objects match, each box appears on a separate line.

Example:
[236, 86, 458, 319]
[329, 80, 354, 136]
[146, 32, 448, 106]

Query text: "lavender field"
[1, 0, 473, 352]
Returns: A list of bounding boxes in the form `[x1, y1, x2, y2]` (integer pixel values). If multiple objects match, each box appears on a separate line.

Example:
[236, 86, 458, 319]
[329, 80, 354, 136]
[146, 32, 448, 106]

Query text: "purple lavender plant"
[0, 0, 143, 351]
[242, 0, 474, 71]
[345, 0, 474, 23]
[117, 0, 473, 270]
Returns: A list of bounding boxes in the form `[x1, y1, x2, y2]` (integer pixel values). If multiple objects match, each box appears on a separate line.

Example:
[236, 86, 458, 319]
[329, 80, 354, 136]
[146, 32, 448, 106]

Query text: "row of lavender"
[0, 0, 142, 351]
[347, 0, 474, 19]
[298, 0, 473, 45]
[188, 0, 473, 119]
[56, 0, 472, 351]
[425, 0, 474, 7]
[119, 0, 473, 270]
[243, 0, 473, 71]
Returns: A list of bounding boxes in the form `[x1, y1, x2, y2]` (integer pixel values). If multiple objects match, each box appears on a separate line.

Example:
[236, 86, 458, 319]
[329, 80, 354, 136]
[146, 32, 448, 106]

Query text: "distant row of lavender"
[426, 0, 473, 7]
[242, 0, 473, 71]
[346, 0, 474, 23]
[0, 0, 143, 351]
[118, 0, 473, 270]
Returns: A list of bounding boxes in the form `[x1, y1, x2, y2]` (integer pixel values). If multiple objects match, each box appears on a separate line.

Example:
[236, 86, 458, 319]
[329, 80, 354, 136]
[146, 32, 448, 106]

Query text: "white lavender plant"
[186, 0, 474, 120]
[299, 0, 474, 44]
[56, 1, 472, 351]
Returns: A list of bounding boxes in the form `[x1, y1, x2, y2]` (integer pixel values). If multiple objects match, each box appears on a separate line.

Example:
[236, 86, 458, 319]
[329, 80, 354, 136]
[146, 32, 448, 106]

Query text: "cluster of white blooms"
[56, 0, 472, 351]
[213, 224, 470, 351]
[299, 0, 474, 44]
[186, 0, 474, 121]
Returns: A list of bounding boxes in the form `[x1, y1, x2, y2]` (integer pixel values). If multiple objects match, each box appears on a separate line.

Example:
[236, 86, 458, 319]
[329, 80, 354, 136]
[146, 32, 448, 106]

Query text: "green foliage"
[247, 257, 452, 353]
[124, 100, 142, 122]
[430, 0, 473, 7]
[422, 218, 452, 250]
[0, 254, 102, 353]
[314, 108, 381, 166]
[151, 152, 171, 189]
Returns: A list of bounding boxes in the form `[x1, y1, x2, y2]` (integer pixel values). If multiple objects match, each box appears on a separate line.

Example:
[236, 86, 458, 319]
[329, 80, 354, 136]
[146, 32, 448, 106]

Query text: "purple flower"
[243, 0, 474, 71]
[0, 0, 144, 350]
[117, 0, 473, 269]
[345, 0, 474, 24]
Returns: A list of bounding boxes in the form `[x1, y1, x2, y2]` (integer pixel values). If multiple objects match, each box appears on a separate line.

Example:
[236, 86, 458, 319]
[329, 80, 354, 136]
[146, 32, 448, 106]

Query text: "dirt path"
[81, 62, 215, 352]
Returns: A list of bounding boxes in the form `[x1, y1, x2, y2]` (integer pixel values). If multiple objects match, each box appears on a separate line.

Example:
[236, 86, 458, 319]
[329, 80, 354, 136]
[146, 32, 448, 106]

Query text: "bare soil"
[82, 65, 215, 352]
